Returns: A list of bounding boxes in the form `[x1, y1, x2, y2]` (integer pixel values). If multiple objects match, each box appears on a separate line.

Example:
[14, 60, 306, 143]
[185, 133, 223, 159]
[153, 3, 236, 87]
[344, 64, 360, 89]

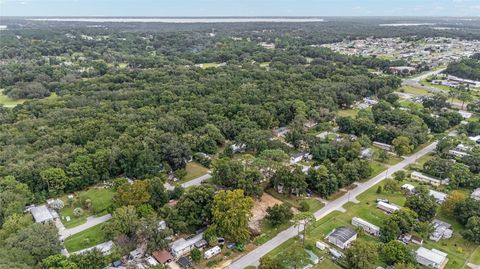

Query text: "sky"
[1, 0, 480, 17]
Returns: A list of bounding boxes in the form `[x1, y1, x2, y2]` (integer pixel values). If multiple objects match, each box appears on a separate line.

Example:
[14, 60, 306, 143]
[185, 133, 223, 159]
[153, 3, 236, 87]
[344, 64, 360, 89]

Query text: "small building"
[448, 149, 470, 157]
[177, 257, 191, 268]
[326, 226, 357, 249]
[373, 141, 394, 152]
[377, 201, 400, 214]
[360, 148, 374, 159]
[194, 239, 208, 248]
[231, 143, 246, 153]
[204, 246, 221, 260]
[303, 120, 318, 129]
[401, 183, 415, 192]
[430, 219, 453, 241]
[316, 241, 326, 250]
[410, 171, 448, 186]
[469, 135, 480, 144]
[389, 66, 416, 76]
[152, 250, 173, 264]
[352, 217, 380, 236]
[458, 110, 472, 119]
[471, 188, 480, 201]
[273, 127, 289, 137]
[329, 248, 343, 260]
[429, 190, 447, 204]
[170, 233, 203, 258]
[29, 205, 58, 223]
[399, 233, 423, 245]
[416, 247, 448, 269]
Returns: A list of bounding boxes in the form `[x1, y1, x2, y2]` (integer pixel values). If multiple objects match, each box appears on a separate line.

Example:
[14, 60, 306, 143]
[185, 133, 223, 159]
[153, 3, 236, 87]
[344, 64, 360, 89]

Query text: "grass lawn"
[200, 62, 220, 69]
[400, 85, 432, 96]
[259, 62, 271, 67]
[369, 161, 387, 177]
[60, 187, 113, 228]
[266, 189, 324, 215]
[420, 78, 453, 91]
[336, 109, 358, 118]
[0, 90, 27, 107]
[64, 223, 107, 252]
[182, 162, 209, 182]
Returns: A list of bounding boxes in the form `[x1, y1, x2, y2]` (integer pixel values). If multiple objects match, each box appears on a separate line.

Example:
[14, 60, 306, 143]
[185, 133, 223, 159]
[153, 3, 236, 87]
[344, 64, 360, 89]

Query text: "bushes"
[299, 201, 310, 212]
[266, 204, 293, 226]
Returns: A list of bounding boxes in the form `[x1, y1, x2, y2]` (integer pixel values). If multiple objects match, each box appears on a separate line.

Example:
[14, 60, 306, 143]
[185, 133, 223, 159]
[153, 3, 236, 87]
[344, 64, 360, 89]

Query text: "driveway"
[181, 173, 212, 188]
[228, 141, 438, 268]
[60, 214, 112, 240]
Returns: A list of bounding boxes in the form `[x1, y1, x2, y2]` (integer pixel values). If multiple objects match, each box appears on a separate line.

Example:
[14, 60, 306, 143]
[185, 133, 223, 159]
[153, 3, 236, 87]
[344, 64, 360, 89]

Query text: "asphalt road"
[228, 141, 438, 269]
[59, 214, 112, 240]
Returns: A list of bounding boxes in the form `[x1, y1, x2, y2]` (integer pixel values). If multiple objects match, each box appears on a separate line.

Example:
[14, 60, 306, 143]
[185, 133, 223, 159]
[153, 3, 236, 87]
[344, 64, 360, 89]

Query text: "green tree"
[113, 180, 151, 207]
[147, 176, 169, 210]
[393, 170, 406, 181]
[441, 190, 466, 217]
[462, 216, 480, 244]
[345, 240, 378, 269]
[383, 240, 411, 265]
[191, 248, 201, 263]
[392, 136, 413, 156]
[0, 213, 33, 240]
[41, 254, 79, 269]
[70, 249, 108, 269]
[266, 204, 293, 227]
[40, 168, 68, 194]
[176, 185, 215, 231]
[103, 206, 140, 238]
[259, 256, 283, 269]
[209, 189, 253, 243]
[136, 215, 173, 252]
[280, 245, 310, 269]
[405, 186, 438, 222]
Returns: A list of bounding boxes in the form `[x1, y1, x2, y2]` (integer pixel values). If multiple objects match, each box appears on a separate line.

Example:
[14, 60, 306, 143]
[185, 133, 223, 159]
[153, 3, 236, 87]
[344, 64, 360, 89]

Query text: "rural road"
[181, 173, 212, 188]
[60, 214, 112, 240]
[228, 141, 438, 268]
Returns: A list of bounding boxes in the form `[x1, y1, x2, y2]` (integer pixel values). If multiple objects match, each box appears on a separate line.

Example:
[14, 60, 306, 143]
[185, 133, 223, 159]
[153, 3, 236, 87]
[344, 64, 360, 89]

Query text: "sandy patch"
[249, 193, 283, 233]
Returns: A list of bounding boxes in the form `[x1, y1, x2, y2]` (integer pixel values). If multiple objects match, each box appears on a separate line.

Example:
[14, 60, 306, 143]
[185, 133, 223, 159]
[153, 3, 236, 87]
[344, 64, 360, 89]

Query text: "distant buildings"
[376, 201, 400, 214]
[410, 171, 448, 186]
[401, 183, 415, 193]
[351, 217, 380, 236]
[399, 233, 424, 245]
[326, 226, 357, 249]
[290, 152, 312, 165]
[389, 66, 417, 76]
[416, 247, 448, 269]
[458, 110, 473, 119]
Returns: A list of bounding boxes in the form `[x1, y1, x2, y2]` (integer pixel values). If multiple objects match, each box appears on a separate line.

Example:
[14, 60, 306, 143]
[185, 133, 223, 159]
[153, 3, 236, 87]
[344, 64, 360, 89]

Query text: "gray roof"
[328, 226, 357, 244]
[30, 205, 55, 223]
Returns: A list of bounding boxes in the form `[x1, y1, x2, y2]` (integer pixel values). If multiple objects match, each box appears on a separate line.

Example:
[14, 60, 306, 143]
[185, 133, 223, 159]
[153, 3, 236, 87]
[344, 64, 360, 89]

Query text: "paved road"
[228, 141, 438, 269]
[60, 214, 112, 240]
[181, 173, 212, 188]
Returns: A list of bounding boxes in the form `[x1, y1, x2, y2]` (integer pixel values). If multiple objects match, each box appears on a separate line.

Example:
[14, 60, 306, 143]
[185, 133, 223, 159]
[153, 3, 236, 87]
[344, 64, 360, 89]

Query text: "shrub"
[73, 207, 83, 217]
[299, 201, 310, 212]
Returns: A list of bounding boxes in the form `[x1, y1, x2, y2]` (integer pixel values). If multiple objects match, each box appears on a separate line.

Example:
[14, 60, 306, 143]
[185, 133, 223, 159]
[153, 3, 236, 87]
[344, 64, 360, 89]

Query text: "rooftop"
[328, 226, 357, 244]
[30, 205, 55, 223]
[416, 247, 447, 264]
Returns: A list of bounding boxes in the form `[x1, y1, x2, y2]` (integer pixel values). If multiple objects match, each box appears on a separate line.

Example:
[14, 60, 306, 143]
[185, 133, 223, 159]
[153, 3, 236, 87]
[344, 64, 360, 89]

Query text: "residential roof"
[429, 190, 447, 201]
[152, 250, 173, 264]
[171, 233, 203, 253]
[328, 226, 357, 244]
[30, 205, 55, 223]
[177, 257, 191, 268]
[471, 188, 480, 198]
[416, 247, 447, 265]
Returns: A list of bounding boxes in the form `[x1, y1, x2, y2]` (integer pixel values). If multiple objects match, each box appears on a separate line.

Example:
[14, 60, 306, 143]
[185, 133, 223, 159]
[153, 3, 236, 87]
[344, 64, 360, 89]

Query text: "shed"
[152, 250, 173, 264]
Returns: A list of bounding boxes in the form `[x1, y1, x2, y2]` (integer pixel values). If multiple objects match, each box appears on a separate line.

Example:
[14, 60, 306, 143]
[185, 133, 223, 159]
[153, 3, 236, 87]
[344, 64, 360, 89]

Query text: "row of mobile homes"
[351, 217, 380, 236]
[410, 171, 448, 186]
[376, 201, 400, 214]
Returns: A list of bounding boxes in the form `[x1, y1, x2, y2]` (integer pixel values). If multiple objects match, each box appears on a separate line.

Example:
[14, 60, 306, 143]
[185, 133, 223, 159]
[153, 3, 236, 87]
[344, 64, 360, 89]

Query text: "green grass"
[336, 109, 358, 118]
[401, 85, 433, 96]
[200, 62, 220, 69]
[64, 223, 107, 252]
[182, 162, 209, 182]
[60, 188, 113, 228]
[0, 90, 27, 107]
[265, 189, 324, 215]
[259, 62, 271, 67]
[420, 78, 453, 91]
[369, 161, 387, 177]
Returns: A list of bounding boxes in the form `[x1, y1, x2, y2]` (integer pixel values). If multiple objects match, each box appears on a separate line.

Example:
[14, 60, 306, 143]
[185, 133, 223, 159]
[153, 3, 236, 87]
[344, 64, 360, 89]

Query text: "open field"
[0, 90, 27, 107]
[336, 109, 358, 118]
[400, 85, 432, 96]
[182, 161, 209, 181]
[64, 223, 106, 252]
[60, 187, 113, 228]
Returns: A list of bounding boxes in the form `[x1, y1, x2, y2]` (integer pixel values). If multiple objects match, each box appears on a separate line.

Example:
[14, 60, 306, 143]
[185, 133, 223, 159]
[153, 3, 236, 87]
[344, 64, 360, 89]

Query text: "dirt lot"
[249, 193, 283, 232]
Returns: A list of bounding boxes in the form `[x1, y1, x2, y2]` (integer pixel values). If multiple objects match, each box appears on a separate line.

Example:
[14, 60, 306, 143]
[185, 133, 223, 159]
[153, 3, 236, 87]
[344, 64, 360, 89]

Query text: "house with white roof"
[170, 233, 204, 258]
[373, 141, 394, 151]
[458, 110, 472, 119]
[351, 217, 380, 236]
[416, 247, 448, 269]
[29, 205, 58, 223]
[471, 188, 480, 201]
[429, 190, 447, 204]
[376, 201, 400, 214]
[411, 171, 448, 186]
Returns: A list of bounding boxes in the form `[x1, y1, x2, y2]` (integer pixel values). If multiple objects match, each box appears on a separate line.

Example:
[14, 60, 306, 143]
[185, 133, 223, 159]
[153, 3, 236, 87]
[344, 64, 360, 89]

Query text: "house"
[376, 201, 400, 214]
[448, 149, 470, 157]
[73, 241, 114, 256]
[430, 219, 453, 241]
[316, 241, 326, 250]
[194, 239, 208, 248]
[152, 250, 173, 264]
[388, 66, 416, 76]
[469, 135, 480, 144]
[231, 143, 246, 153]
[29, 205, 58, 223]
[145, 256, 159, 267]
[273, 127, 289, 137]
[471, 188, 480, 201]
[352, 217, 380, 236]
[410, 171, 448, 186]
[360, 148, 374, 159]
[170, 233, 204, 257]
[458, 110, 472, 119]
[416, 247, 448, 269]
[204, 246, 221, 259]
[373, 141, 394, 151]
[303, 120, 318, 129]
[290, 152, 312, 165]
[429, 190, 447, 204]
[401, 183, 415, 193]
[177, 257, 191, 268]
[326, 226, 357, 249]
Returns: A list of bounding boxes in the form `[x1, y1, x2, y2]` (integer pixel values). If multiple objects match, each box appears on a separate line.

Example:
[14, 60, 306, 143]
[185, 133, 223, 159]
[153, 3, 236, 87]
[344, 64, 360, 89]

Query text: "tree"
[259, 256, 283, 269]
[393, 170, 406, 181]
[441, 190, 466, 216]
[176, 185, 215, 231]
[40, 168, 68, 195]
[393, 263, 416, 269]
[345, 240, 378, 269]
[405, 186, 438, 222]
[70, 249, 108, 269]
[0, 213, 33, 240]
[147, 177, 169, 210]
[113, 180, 151, 207]
[191, 248, 201, 263]
[378, 149, 390, 163]
[5, 223, 62, 264]
[136, 215, 173, 252]
[209, 189, 253, 243]
[462, 216, 480, 244]
[383, 179, 400, 193]
[383, 240, 411, 265]
[266, 204, 293, 227]
[103, 206, 140, 238]
[41, 254, 79, 269]
[392, 136, 413, 156]
[454, 198, 480, 225]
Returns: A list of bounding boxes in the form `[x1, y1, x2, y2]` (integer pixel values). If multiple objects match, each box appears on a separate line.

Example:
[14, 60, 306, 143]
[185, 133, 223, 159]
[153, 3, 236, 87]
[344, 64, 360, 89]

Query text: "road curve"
[228, 141, 438, 268]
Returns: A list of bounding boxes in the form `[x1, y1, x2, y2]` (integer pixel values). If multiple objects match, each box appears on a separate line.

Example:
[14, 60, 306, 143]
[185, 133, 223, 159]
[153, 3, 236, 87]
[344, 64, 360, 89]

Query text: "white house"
[429, 190, 447, 204]
[471, 188, 480, 201]
[203, 246, 221, 260]
[410, 171, 448, 186]
[416, 247, 448, 269]
[326, 226, 357, 249]
[469, 135, 480, 144]
[29, 205, 58, 223]
[170, 233, 204, 258]
[448, 149, 470, 157]
[458, 110, 472, 119]
[401, 183, 415, 192]
[373, 141, 394, 151]
[351, 217, 380, 236]
[376, 201, 400, 214]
